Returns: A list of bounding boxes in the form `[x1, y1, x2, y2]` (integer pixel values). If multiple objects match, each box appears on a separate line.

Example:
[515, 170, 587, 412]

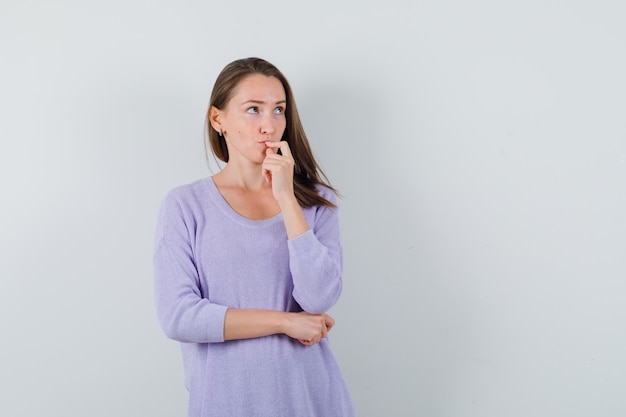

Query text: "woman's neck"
[213, 162, 269, 191]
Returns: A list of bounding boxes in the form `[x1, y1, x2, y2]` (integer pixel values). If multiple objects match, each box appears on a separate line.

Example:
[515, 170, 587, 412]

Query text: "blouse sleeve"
[153, 191, 228, 343]
[288, 190, 344, 314]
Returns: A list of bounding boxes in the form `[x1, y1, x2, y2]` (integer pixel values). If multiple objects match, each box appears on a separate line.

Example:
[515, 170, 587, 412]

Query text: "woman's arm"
[224, 309, 334, 345]
[262, 141, 344, 314]
[155, 238, 334, 345]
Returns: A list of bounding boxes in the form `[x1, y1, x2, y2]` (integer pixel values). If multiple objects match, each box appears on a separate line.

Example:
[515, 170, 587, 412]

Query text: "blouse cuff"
[287, 229, 317, 250]
[207, 303, 229, 343]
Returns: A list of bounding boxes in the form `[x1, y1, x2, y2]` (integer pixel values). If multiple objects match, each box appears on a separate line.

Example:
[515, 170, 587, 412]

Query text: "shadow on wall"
[297, 80, 431, 416]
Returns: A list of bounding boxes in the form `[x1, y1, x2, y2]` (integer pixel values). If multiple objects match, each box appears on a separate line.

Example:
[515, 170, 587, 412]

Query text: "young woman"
[154, 57, 355, 416]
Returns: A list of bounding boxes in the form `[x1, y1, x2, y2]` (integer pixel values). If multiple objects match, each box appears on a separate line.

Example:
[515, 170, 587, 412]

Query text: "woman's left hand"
[262, 141, 295, 202]
[263, 140, 309, 239]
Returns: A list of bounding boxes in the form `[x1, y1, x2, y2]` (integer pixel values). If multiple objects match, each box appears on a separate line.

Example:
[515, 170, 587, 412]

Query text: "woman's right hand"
[284, 311, 335, 346]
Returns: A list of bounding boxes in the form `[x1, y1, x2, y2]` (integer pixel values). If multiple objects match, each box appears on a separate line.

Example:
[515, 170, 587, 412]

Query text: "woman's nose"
[260, 115, 276, 135]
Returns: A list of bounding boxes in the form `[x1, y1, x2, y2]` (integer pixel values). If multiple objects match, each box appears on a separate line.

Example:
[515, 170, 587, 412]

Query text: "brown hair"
[205, 57, 338, 208]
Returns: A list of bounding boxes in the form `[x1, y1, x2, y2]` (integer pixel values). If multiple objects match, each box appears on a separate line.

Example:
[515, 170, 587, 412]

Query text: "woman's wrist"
[278, 195, 309, 239]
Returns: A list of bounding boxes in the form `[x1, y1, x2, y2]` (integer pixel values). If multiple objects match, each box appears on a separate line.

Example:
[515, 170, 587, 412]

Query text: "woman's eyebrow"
[241, 99, 286, 105]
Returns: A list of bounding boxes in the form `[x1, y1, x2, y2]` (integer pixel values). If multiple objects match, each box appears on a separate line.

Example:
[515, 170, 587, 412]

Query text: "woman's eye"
[246, 107, 259, 114]
[274, 107, 284, 115]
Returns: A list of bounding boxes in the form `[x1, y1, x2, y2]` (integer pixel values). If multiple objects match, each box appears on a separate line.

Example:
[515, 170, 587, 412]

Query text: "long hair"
[205, 57, 338, 208]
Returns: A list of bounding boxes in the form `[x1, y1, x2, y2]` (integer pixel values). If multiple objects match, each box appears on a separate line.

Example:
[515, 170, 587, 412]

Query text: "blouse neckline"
[203, 176, 284, 227]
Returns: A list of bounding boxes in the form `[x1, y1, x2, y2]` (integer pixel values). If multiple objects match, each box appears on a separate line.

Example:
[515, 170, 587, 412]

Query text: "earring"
[218, 129, 223, 138]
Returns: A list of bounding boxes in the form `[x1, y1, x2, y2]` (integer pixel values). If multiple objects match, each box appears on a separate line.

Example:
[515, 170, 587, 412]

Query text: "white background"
[1, 1, 625, 416]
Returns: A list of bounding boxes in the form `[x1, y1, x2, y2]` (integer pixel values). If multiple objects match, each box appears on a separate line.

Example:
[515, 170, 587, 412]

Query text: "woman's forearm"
[223, 308, 287, 340]
[223, 308, 334, 344]
[278, 194, 309, 239]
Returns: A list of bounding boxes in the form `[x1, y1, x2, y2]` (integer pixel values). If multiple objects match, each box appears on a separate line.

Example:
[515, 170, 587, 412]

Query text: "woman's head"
[207, 58, 300, 162]
[206, 57, 337, 207]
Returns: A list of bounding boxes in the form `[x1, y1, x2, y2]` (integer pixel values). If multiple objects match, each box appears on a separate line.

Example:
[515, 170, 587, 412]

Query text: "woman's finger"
[323, 314, 335, 332]
[264, 140, 293, 159]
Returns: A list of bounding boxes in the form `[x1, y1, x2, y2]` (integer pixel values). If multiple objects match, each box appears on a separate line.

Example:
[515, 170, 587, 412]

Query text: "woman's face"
[214, 74, 287, 165]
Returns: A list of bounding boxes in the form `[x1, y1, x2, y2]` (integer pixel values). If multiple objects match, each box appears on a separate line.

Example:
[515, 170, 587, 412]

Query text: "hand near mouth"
[262, 140, 295, 203]
[262, 140, 310, 239]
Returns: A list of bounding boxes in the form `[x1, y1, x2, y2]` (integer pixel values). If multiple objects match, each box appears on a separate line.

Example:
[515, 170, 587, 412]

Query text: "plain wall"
[1, 1, 625, 416]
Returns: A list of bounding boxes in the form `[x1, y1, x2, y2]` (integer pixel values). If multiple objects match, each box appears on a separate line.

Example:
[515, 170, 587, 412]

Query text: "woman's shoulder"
[314, 183, 339, 206]
[161, 177, 212, 208]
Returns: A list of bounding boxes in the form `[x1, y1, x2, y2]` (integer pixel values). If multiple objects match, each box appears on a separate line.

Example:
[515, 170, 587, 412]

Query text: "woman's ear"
[208, 106, 223, 134]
